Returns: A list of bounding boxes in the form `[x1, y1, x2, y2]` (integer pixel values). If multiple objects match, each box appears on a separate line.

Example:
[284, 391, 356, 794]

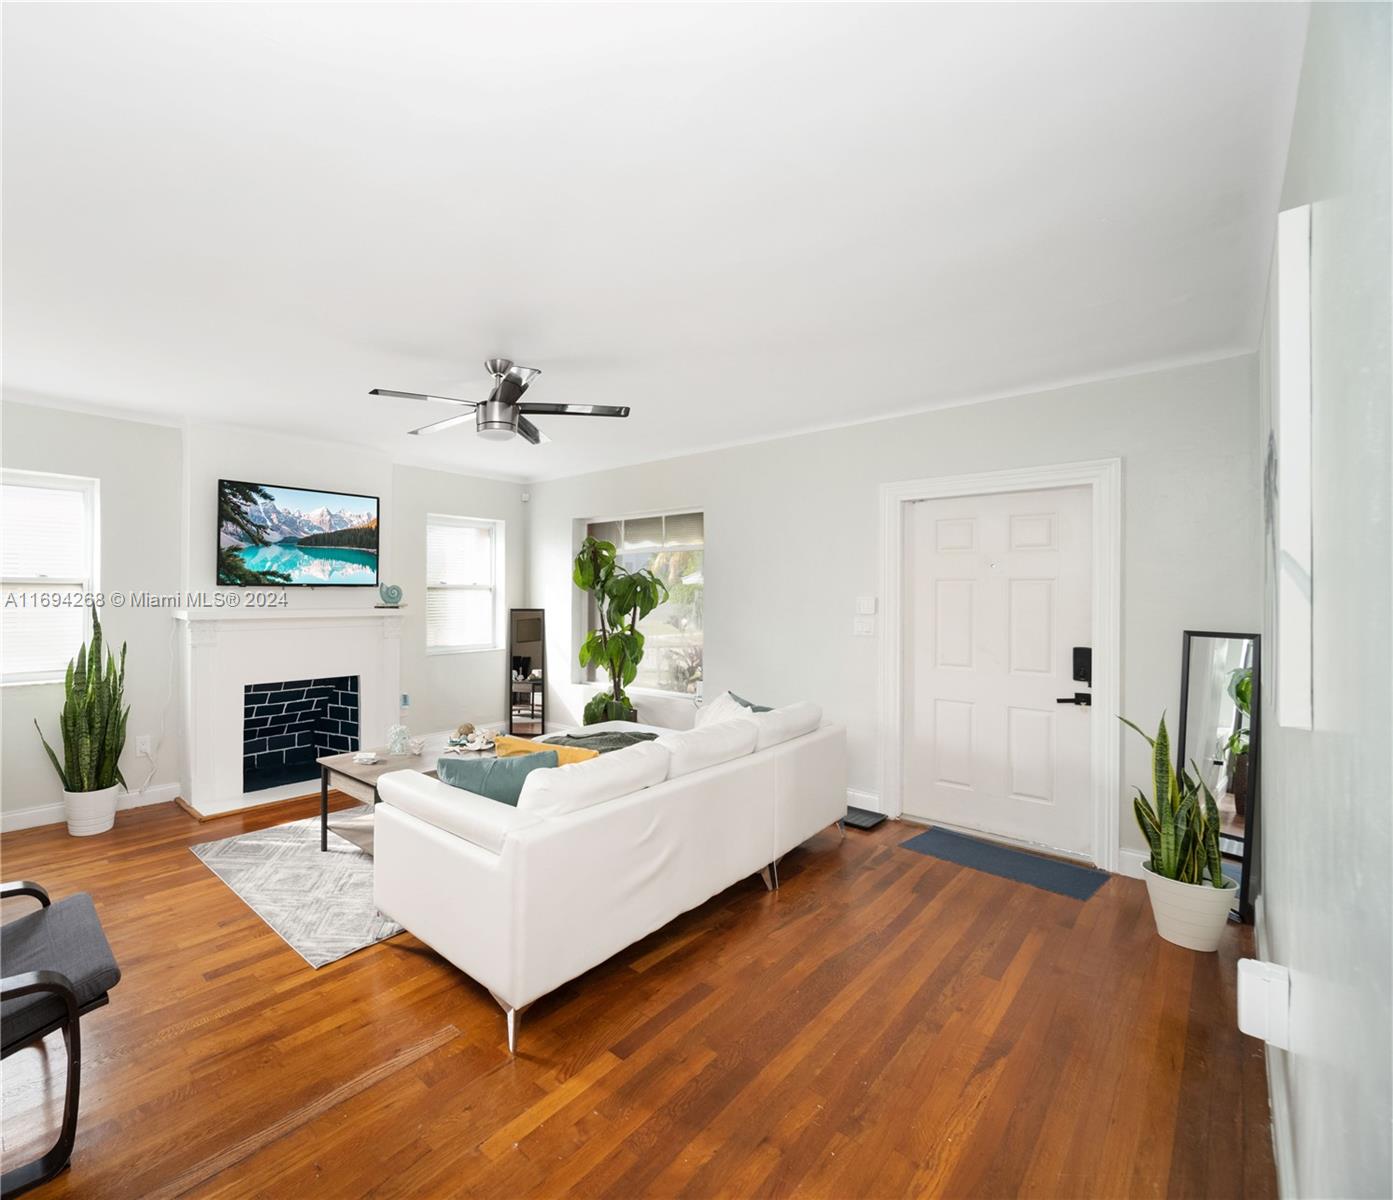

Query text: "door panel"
[904, 485, 1093, 858]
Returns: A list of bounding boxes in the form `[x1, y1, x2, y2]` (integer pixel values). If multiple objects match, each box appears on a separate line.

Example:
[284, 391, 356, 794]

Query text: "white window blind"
[2, 471, 99, 684]
[584, 510, 704, 695]
[426, 515, 502, 652]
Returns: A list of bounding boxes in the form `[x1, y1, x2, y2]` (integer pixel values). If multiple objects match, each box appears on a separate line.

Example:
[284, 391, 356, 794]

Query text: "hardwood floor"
[0, 799, 1274, 1199]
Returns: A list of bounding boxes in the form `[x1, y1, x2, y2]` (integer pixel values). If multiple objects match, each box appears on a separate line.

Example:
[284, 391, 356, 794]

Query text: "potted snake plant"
[1121, 714, 1237, 951]
[34, 610, 130, 836]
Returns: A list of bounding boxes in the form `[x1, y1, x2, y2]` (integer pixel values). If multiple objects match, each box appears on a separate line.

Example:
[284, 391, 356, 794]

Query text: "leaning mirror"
[1177, 630, 1260, 923]
[508, 608, 546, 737]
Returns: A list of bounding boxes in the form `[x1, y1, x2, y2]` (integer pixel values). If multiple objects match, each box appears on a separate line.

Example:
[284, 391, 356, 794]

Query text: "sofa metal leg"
[759, 861, 779, 891]
[489, 991, 529, 1056]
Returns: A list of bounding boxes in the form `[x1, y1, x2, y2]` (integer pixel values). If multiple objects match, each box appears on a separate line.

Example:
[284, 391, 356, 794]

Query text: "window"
[1275, 204, 1313, 729]
[584, 511, 703, 694]
[2, 470, 99, 684]
[426, 515, 503, 653]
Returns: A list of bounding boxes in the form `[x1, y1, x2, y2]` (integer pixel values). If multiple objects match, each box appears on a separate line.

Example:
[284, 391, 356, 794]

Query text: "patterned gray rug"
[191, 808, 402, 968]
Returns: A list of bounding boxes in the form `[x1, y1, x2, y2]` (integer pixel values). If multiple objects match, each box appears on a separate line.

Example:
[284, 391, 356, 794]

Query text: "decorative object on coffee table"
[386, 724, 410, 755]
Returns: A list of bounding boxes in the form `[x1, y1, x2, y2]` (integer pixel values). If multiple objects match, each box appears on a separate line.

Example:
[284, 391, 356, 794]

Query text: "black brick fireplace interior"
[243, 676, 359, 793]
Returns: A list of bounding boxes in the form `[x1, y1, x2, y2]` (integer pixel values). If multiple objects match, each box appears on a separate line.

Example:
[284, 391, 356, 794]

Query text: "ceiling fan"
[372, 358, 630, 444]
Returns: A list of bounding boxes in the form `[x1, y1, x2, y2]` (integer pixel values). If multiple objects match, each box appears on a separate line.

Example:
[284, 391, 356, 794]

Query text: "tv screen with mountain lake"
[217, 480, 379, 587]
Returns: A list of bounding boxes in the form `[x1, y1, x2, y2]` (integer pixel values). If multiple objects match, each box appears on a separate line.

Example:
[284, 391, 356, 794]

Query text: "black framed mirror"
[1177, 630, 1260, 923]
[508, 608, 546, 737]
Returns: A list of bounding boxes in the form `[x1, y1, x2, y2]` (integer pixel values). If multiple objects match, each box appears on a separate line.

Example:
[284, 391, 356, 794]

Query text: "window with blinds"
[2, 471, 99, 684]
[584, 511, 703, 695]
[426, 514, 503, 653]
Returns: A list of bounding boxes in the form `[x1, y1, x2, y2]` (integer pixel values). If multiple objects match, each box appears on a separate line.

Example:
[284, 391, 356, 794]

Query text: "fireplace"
[243, 676, 359, 793]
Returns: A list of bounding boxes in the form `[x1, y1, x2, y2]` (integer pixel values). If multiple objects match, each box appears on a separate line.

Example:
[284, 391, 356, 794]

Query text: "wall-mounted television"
[218, 479, 379, 587]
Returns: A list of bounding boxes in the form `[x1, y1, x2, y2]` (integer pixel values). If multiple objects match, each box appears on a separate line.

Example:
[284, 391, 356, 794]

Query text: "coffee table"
[317, 730, 496, 852]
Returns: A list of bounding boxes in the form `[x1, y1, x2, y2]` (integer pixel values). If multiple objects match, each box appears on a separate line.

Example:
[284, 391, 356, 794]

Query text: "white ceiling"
[3, 3, 1308, 482]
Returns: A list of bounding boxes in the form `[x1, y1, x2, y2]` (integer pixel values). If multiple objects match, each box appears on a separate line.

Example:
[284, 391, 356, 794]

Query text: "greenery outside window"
[584, 511, 703, 694]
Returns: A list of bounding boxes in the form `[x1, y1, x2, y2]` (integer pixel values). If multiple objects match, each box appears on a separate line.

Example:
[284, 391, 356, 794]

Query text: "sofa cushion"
[694, 690, 751, 729]
[730, 692, 773, 713]
[517, 741, 670, 818]
[494, 735, 599, 766]
[437, 750, 558, 807]
[656, 719, 758, 779]
[748, 701, 823, 751]
[378, 770, 543, 853]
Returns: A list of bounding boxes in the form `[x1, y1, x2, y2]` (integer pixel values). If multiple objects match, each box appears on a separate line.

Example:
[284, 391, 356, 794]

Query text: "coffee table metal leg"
[320, 766, 329, 851]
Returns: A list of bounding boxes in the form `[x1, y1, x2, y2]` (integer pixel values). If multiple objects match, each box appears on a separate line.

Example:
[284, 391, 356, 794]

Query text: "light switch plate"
[853, 616, 875, 637]
[856, 595, 877, 615]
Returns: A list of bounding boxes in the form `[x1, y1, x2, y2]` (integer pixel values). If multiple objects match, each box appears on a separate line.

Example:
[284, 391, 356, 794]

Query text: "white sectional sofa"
[373, 702, 847, 1052]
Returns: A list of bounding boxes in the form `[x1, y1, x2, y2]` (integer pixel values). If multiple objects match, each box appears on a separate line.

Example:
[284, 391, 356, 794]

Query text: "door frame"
[878, 458, 1123, 871]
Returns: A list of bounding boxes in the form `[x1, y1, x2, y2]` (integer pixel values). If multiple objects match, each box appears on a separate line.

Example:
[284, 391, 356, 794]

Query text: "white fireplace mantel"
[176, 607, 402, 815]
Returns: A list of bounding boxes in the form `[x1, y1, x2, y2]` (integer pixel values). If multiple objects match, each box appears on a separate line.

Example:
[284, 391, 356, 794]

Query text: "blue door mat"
[900, 826, 1108, 900]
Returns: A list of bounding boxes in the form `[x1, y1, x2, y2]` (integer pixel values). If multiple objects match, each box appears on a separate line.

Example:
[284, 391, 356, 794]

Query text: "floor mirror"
[508, 608, 546, 737]
[1176, 630, 1260, 923]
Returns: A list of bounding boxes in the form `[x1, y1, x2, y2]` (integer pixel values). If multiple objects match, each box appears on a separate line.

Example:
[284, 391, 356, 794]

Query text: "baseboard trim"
[2, 782, 183, 833]
[1117, 848, 1149, 879]
[847, 788, 884, 814]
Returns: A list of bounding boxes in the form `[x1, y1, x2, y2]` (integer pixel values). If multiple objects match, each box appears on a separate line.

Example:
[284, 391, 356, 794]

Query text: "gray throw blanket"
[545, 730, 660, 754]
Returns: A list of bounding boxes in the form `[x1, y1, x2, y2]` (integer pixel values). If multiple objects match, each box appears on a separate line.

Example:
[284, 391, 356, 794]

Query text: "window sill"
[427, 645, 504, 657]
[2, 677, 66, 688]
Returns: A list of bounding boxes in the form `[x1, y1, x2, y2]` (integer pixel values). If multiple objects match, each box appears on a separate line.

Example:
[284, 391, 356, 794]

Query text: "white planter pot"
[1141, 863, 1238, 952]
[63, 784, 120, 837]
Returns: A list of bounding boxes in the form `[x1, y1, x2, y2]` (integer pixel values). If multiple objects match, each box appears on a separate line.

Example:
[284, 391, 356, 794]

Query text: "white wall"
[183, 423, 396, 607]
[2, 401, 185, 828]
[390, 462, 528, 734]
[528, 353, 1263, 855]
[1259, 5, 1392, 1197]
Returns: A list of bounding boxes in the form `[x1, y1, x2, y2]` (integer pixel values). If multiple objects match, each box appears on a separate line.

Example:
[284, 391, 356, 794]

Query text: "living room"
[1, 4, 1388, 1198]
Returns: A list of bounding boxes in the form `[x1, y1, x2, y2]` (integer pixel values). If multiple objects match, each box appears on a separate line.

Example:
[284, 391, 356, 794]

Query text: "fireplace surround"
[176, 607, 401, 816]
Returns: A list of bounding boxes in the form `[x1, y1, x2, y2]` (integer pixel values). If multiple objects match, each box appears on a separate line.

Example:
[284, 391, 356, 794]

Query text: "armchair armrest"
[0, 881, 51, 908]
[2, 968, 77, 1011]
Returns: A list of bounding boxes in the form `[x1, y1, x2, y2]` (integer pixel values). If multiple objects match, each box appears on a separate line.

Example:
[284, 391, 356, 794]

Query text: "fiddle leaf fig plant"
[1120, 714, 1226, 887]
[573, 535, 667, 725]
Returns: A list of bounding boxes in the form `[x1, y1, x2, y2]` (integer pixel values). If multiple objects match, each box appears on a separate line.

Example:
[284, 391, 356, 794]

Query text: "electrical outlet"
[136, 735, 152, 757]
[853, 616, 876, 637]
[856, 595, 878, 615]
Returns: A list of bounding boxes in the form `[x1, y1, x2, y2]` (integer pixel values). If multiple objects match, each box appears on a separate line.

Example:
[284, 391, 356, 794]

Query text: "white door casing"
[878, 459, 1121, 871]
[904, 486, 1093, 857]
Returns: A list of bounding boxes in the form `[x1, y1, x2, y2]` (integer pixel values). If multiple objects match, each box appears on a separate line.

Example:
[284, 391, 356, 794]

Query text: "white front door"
[903, 485, 1094, 859]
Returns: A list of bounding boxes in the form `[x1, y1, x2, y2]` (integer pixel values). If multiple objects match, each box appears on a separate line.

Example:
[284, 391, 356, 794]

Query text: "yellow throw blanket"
[493, 735, 599, 766]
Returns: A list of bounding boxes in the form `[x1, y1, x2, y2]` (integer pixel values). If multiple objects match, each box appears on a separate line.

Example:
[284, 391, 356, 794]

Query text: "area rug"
[900, 826, 1108, 900]
[191, 808, 402, 968]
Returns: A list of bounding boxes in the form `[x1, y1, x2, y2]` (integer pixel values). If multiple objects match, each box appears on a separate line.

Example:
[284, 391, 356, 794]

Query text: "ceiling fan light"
[476, 423, 515, 442]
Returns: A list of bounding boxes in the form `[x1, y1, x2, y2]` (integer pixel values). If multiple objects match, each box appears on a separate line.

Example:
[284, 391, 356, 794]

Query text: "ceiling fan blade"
[516, 415, 550, 446]
[408, 411, 476, 436]
[517, 403, 630, 418]
[372, 388, 478, 407]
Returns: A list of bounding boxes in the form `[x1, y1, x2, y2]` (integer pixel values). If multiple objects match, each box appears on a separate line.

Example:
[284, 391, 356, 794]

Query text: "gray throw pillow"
[731, 692, 773, 713]
[436, 750, 557, 806]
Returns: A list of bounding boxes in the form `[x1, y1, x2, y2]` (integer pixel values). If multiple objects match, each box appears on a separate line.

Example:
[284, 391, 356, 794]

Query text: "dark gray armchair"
[1, 881, 121, 1199]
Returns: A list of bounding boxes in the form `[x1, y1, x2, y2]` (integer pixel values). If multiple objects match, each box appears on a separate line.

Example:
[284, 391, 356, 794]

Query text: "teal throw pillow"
[436, 750, 558, 807]
[731, 692, 773, 713]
